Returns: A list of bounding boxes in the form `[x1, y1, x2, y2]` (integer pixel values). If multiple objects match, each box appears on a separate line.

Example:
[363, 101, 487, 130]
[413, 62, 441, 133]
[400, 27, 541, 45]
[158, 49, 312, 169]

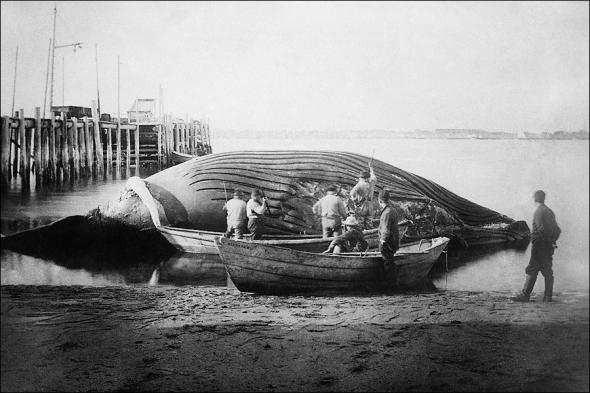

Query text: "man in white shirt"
[222, 190, 247, 239]
[312, 184, 348, 238]
[247, 189, 268, 240]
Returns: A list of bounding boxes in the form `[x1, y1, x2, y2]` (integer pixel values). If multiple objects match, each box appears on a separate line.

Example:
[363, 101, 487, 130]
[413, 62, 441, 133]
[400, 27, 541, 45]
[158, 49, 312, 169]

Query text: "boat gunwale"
[215, 236, 450, 259]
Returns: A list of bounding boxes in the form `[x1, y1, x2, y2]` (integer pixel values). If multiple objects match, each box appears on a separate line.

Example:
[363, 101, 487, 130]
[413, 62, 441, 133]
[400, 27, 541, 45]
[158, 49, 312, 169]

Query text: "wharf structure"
[0, 99, 212, 190]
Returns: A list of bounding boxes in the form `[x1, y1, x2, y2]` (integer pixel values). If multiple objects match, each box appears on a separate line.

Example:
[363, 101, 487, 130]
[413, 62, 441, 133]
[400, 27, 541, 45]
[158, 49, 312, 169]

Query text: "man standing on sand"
[377, 190, 400, 265]
[350, 167, 377, 229]
[222, 190, 247, 239]
[512, 190, 561, 302]
[247, 189, 268, 240]
[313, 184, 348, 238]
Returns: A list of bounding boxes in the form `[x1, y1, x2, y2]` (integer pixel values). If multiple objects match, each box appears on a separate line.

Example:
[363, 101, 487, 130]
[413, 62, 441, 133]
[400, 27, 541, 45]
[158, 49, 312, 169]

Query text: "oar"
[368, 149, 375, 168]
[222, 181, 228, 202]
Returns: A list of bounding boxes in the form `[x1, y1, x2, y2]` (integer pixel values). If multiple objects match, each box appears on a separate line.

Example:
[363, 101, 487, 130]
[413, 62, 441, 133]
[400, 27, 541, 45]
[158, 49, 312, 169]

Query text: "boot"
[543, 276, 554, 302]
[511, 274, 537, 302]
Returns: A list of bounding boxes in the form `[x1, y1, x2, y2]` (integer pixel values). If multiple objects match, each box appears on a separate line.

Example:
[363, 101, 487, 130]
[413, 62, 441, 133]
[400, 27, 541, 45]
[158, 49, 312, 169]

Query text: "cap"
[252, 189, 263, 197]
[359, 170, 370, 179]
[233, 190, 244, 197]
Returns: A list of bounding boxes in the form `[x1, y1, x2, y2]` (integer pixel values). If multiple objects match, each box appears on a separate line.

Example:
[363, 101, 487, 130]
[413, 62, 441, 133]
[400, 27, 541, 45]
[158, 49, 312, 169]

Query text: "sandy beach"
[1, 285, 588, 392]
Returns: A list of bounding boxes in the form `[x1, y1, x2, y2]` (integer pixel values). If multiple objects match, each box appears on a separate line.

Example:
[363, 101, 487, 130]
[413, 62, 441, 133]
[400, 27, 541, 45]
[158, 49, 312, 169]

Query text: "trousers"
[525, 240, 554, 279]
[248, 218, 264, 240]
[321, 217, 343, 239]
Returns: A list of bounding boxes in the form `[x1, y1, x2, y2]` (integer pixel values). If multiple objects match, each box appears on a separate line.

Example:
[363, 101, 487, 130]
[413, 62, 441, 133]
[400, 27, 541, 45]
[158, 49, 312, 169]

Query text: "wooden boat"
[170, 150, 198, 164]
[157, 225, 409, 255]
[214, 236, 450, 294]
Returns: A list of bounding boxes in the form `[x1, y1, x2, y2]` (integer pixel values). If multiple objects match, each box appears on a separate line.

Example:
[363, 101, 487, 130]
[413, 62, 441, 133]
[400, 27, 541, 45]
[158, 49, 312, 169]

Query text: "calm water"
[1, 138, 588, 293]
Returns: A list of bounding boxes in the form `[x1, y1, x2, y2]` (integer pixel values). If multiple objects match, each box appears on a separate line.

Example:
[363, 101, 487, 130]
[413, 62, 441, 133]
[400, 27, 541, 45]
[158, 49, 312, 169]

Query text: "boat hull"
[214, 236, 450, 294]
[157, 226, 384, 254]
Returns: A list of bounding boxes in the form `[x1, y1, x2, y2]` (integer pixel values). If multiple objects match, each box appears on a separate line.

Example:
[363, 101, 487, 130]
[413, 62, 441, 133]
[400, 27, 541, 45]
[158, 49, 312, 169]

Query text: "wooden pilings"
[0, 108, 212, 189]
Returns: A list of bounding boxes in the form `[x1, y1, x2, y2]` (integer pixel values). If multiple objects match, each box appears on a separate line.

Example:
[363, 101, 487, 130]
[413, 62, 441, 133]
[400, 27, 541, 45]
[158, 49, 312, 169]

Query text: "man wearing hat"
[349, 166, 377, 229]
[512, 190, 561, 302]
[312, 184, 348, 238]
[323, 215, 369, 254]
[377, 189, 400, 264]
[247, 189, 268, 240]
[222, 190, 247, 239]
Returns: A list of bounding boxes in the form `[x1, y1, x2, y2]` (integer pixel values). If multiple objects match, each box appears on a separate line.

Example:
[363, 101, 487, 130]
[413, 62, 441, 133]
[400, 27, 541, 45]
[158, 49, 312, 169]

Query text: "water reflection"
[155, 253, 227, 286]
[1, 250, 227, 287]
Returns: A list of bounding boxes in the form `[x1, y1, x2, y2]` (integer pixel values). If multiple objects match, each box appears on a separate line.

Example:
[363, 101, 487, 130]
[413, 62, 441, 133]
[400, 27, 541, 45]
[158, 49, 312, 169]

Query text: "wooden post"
[135, 123, 140, 167]
[24, 114, 32, 187]
[55, 115, 67, 181]
[49, 112, 57, 181]
[126, 127, 130, 168]
[187, 122, 191, 154]
[55, 114, 62, 181]
[173, 123, 178, 152]
[19, 109, 26, 177]
[78, 118, 87, 173]
[91, 101, 104, 175]
[34, 107, 42, 185]
[197, 121, 203, 153]
[71, 117, 80, 179]
[12, 113, 19, 177]
[1, 117, 10, 179]
[105, 122, 112, 174]
[190, 122, 195, 155]
[83, 117, 93, 173]
[167, 116, 173, 165]
[117, 120, 121, 171]
[179, 123, 184, 153]
[42, 118, 49, 182]
[157, 123, 162, 167]
[63, 114, 71, 181]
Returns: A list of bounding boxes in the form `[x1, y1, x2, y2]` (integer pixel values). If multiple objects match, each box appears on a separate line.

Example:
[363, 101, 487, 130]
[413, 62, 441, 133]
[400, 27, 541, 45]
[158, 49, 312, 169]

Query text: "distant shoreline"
[215, 133, 590, 141]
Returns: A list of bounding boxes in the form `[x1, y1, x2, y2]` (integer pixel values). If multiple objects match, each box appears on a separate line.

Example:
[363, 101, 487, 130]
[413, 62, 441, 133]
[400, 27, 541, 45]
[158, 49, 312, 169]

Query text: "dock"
[1, 101, 212, 190]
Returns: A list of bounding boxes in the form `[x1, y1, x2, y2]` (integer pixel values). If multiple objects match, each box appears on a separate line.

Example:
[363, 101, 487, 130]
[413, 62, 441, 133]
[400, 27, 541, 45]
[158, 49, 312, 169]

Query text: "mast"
[49, 3, 82, 114]
[62, 55, 65, 105]
[117, 56, 121, 122]
[49, 3, 57, 113]
[11, 45, 18, 116]
[95, 44, 101, 115]
[43, 38, 51, 118]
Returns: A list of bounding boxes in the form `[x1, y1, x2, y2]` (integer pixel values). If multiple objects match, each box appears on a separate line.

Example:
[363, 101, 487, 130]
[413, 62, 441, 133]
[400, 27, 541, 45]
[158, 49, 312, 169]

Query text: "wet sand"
[1, 285, 588, 392]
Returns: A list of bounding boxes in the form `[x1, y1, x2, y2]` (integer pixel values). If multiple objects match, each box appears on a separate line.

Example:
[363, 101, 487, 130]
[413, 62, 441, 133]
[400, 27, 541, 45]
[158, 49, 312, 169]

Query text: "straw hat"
[344, 216, 360, 227]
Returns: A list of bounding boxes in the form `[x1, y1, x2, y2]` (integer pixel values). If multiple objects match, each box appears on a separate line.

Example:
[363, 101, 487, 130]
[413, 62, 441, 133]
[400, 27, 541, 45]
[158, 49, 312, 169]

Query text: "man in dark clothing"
[377, 190, 400, 264]
[512, 190, 561, 302]
[323, 215, 369, 254]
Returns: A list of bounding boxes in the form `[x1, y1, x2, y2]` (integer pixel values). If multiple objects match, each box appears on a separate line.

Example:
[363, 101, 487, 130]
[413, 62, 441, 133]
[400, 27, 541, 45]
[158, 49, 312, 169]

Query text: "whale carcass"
[93, 150, 529, 249]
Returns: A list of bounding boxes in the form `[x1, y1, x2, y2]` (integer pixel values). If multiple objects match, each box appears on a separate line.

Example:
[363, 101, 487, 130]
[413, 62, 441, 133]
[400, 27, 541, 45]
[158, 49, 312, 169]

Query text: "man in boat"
[312, 184, 348, 238]
[512, 190, 561, 302]
[222, 190, 247, 239]
[349, 167, 377, 229]
[322, 215, 369, 254]
[377, 189, 400, 264]
[247, 189, 268, 240]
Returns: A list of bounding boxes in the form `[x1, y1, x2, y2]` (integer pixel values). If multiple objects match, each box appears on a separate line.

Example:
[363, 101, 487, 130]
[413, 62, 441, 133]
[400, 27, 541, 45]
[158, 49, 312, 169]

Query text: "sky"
[1, 1, 588, 133]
